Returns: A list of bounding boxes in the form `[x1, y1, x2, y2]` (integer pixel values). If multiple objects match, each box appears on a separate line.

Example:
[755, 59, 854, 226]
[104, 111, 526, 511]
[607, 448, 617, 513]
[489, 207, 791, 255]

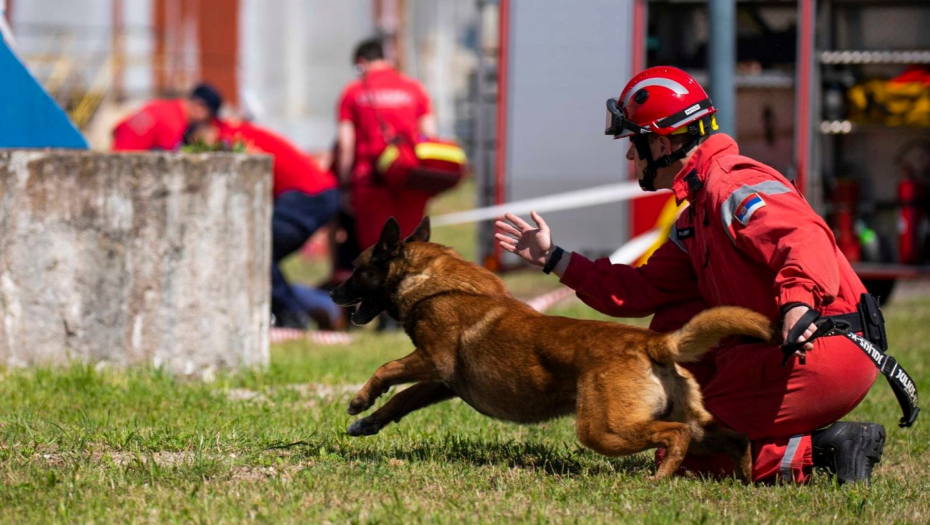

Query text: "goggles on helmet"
[605, 98, 651, 138]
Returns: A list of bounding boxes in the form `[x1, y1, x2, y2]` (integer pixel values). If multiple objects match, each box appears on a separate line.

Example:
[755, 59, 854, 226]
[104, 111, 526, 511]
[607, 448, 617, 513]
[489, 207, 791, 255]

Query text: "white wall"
[238, 0, 373, 152]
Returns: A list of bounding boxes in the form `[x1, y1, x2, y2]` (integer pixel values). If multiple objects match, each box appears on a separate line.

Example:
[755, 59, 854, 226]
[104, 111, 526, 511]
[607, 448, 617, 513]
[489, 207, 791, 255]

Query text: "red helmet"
[606, 66, 717, 138]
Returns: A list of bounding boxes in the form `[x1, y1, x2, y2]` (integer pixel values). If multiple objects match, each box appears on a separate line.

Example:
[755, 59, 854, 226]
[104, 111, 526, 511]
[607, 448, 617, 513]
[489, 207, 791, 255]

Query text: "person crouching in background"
[185, 120, 340, 330]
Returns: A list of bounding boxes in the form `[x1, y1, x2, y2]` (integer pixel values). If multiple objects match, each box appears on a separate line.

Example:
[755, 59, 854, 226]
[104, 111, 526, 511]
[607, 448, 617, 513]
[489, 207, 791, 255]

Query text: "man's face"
[625, 135, 677, 190]
[187, 98, 212, 126]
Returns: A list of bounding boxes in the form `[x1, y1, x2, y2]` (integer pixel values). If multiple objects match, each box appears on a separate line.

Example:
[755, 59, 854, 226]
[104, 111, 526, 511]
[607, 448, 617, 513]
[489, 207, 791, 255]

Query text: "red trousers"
[652, 301, 879, 483]
[351, 185, 429, 250]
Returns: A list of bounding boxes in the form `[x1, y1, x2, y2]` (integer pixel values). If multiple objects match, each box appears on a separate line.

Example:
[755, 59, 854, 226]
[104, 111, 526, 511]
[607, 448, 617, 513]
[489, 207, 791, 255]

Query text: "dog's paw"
[347, 396, 371, 416]
[346, 416, 381, 436]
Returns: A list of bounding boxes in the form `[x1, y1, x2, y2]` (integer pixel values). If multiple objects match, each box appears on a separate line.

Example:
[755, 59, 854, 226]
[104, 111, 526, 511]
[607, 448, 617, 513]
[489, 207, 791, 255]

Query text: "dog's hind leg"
[686, 422, 753, 484]
[349, 351, 437, 415]
[576, 418, 693, 480]
[347, 381, 455, 436]
[576, 369, 693, 480]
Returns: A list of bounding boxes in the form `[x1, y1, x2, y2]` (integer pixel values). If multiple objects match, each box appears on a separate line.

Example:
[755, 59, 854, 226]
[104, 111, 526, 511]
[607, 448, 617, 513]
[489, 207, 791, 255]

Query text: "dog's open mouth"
[330, 286, 386, 325]
[350, 300, 383, 326]
[333, 297, 360, 307]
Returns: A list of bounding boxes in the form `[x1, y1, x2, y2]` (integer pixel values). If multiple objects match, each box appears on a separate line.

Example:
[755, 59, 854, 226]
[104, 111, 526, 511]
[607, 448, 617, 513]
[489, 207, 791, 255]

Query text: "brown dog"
[330, 217, 773, 481]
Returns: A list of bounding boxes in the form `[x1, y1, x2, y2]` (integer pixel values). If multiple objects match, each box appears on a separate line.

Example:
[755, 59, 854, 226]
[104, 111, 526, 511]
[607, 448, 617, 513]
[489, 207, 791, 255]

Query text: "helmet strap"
[633, 134, 701, 192]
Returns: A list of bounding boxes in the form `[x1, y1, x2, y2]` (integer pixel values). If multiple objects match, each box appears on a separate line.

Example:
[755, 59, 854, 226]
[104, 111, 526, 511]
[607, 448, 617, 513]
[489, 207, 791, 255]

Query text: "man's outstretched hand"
[494, 211, 554, 268]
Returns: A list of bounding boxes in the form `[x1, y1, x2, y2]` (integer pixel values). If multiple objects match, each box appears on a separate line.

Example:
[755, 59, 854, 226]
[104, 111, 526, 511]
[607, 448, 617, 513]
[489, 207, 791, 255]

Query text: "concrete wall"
[0, 151, 272, 375]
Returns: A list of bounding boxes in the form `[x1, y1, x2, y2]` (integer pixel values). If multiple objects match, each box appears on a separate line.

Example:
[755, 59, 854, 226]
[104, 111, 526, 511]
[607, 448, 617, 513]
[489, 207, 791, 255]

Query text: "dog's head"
[330, 216, 430, 325]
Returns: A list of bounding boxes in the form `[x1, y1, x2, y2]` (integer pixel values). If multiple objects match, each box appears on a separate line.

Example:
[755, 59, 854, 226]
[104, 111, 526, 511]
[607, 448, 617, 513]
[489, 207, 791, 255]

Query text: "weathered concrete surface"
[0, 151, 272, 375]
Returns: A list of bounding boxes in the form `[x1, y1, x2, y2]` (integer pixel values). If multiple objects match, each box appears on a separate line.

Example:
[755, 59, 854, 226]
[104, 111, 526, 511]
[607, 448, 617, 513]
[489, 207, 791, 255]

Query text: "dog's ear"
[404, 216, 431, 244]
[374, 217, 402, 258]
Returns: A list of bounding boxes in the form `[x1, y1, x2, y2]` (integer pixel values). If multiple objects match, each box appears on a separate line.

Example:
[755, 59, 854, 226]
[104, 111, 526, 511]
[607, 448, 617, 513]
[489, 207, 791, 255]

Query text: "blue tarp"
[0, 36, 88, 149]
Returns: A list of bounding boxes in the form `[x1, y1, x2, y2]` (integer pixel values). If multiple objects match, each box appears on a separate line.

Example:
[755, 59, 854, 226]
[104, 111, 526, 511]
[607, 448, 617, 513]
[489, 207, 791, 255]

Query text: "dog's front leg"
[347, 381, 455, 436]
[349, 350, 437, 415]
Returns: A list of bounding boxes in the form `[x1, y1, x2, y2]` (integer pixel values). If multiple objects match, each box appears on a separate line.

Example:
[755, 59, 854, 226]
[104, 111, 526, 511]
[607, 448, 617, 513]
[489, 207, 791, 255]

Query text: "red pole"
[629, 0, 667, 239]
[491, 0, 510, 269]
[631, 0, 646, 73]
[153, 0, 167, 95]
[196, 0, 239, 107]
[793, 0, 816, 196]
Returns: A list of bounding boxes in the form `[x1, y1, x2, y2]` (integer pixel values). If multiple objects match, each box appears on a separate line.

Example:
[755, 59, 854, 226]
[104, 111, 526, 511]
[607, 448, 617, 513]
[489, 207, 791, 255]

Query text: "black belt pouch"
[859, 292, 888, 351]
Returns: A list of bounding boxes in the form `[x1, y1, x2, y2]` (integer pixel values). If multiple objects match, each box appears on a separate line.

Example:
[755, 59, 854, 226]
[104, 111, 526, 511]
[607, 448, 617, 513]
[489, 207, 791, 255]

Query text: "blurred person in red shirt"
[335, 38, 438, 250]
[187, 119, 339, 330]
[112, 83, 222, 152]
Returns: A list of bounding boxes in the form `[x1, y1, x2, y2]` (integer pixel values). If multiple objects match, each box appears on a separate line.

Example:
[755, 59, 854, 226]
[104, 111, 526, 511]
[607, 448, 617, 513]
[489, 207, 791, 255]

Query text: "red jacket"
[560, 134, 866, 322]
[337, 68, 431, 185]
[112, 99, 187, 151]
[217, 121, 336, 199]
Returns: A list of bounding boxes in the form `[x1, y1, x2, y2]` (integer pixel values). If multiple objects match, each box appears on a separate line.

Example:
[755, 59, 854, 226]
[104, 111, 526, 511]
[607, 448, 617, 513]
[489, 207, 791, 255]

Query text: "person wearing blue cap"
[112, 83, 223, 151]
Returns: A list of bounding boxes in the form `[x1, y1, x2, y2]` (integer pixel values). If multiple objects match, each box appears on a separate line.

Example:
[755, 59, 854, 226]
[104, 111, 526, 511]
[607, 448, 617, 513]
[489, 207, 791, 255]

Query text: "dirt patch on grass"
[226, 388, 271, 404]
[37, 449, 201, 468]
[227, 463, 309, 482]
[223, 383, 365, 405]
[283, 383, 364, 397]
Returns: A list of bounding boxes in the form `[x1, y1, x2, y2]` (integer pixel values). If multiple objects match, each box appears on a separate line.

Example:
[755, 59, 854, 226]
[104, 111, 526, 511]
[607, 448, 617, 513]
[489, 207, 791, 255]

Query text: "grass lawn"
[2, 182, 929, 523]
[2, 296, 928, 524]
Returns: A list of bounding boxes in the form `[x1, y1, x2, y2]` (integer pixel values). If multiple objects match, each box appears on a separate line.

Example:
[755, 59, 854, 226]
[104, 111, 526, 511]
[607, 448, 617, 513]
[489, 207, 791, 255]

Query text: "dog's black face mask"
[330, 217, 430, 325]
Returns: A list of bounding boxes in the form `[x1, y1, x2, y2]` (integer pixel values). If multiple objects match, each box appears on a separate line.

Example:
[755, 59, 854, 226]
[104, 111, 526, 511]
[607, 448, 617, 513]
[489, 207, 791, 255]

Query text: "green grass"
[1, 293, 928, 524]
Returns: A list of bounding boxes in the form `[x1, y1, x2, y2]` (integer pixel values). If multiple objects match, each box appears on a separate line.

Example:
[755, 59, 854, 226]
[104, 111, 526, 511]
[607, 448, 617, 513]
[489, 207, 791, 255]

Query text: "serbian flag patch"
[734, 193, 766, 225]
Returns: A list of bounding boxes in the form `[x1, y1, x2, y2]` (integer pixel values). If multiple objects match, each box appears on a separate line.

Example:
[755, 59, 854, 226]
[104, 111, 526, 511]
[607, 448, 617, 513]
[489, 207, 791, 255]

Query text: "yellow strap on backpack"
[414, 142, 467, 165]
[377, 144, 401, 174]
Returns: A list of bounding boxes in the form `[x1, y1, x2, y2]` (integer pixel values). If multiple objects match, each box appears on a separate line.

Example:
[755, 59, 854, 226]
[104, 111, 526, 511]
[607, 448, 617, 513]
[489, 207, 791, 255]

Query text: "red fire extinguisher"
[832, 179, 860, 262]
[898, 176, 922, 264]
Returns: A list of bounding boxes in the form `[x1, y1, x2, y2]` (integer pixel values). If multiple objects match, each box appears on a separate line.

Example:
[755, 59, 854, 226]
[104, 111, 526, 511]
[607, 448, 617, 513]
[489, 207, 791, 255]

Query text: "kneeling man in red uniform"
[497, 67, 887, 484]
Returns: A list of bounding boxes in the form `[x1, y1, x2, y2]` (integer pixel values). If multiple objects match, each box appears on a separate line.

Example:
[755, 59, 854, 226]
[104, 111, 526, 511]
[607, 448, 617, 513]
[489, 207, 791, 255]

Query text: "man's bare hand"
[783, 305, 816, 355]
[494, 211, 554, 267]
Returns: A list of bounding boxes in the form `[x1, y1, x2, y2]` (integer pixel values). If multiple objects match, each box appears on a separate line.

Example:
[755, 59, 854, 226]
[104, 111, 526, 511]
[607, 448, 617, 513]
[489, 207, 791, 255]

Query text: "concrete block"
[0, 150, 272, 375]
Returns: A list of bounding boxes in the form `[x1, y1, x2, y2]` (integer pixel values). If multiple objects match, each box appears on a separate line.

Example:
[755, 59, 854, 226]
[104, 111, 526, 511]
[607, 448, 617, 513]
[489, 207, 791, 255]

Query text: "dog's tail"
[650, 306, 773, 363]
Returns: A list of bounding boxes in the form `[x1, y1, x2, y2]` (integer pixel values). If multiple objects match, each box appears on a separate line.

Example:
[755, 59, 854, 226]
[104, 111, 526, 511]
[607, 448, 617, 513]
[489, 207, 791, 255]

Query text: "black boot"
[811, 421, 885, 484]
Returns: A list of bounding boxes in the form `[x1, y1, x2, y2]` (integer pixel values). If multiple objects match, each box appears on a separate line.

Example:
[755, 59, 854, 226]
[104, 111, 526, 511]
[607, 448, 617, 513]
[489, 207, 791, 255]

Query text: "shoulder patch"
[720, 180, 791, 242]
[734, 193, 766, 226]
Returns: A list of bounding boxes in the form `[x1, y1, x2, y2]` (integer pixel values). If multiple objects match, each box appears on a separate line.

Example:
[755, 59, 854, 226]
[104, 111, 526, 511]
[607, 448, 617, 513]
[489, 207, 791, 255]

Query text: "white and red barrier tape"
[525, 287, 576, 312]
[269, 328, 355, 346]
[432, 182, 668, 227]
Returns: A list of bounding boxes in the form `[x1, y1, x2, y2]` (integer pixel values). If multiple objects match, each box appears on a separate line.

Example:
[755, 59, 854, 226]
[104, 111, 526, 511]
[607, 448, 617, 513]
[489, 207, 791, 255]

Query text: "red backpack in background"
[361, 74, 468, 196]
[376, 136, 468, 195]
